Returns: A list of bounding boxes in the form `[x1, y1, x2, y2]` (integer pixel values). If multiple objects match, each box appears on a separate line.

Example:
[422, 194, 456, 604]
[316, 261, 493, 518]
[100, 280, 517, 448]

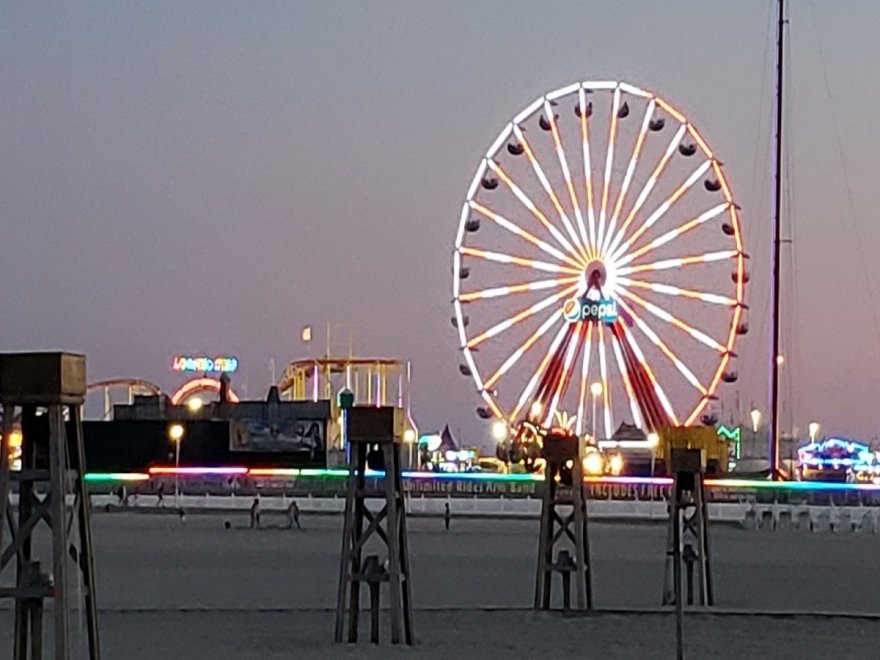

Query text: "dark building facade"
[85, 387, 331, 471]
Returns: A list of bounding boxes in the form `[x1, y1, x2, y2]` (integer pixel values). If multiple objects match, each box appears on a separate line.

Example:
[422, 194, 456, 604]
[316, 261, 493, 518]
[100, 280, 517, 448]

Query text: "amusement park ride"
[453, 79, 748, 471]
[278, 357, 416, 453]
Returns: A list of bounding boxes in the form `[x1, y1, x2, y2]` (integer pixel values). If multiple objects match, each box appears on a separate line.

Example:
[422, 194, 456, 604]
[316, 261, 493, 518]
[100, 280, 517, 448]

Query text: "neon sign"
[172, 355, 239, 374]
[562, 297, 618, 324]
[717, 425, 742, 461]
[797, 438, 874, 470]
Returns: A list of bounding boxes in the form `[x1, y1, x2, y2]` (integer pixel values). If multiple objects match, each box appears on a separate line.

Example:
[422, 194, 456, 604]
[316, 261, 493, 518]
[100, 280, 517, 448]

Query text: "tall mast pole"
[769, 0, 786, 477]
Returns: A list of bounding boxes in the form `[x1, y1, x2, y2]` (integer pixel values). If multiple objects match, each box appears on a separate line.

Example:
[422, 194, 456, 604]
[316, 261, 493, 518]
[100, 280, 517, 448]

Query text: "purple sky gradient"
[3, 1, 880, 445]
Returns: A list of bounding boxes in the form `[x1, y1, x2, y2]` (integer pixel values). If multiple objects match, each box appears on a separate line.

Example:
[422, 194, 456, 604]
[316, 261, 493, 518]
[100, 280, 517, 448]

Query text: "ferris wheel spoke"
[579, 88, 598, 256]
[616, 297, 708, 396]
[617, 321, 680, 425]
[510, 322, 571, 421]
[617, 249, 738, 275]
[486, 160, 583, 263]
[601, 99, 656, 257]
[617, 277, 738, 307]
[544, 101, 590, 262]
[512, 127, 588, 262]
[482, 310, 562, 391]
[469, 200, 584, 269]
[459, 247, 582, 275]
[604, 124, 687, 259]
[544, 322, 584, 427]
[574, 323, 594, 436]
[614, 286, 726, 353]
[466, 284, 579, 349]
[610, 159, 713, 264]
[458, 275, 580, 303]
[609, 328, 644, 429]
[597, 87, 622, 254]
[597, 323, 613, 440]
[616, 202, 731, 267]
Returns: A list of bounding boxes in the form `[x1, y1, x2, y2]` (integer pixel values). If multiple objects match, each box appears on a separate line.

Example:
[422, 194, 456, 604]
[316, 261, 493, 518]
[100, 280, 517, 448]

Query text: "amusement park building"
[83, 386, 331, 473]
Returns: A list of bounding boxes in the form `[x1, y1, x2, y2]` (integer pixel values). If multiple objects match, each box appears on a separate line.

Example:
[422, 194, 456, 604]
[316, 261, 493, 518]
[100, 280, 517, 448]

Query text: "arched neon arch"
[170, 377, 240, 406]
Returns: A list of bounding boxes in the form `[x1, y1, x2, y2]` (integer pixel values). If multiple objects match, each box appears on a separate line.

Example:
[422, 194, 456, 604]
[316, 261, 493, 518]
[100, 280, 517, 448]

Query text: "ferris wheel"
[452, 80, 748, 442]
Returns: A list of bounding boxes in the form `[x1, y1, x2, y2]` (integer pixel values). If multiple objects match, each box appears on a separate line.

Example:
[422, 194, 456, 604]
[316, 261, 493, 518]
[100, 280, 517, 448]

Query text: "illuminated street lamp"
[648, 432, 659, 476]
[403, 428, 416, 469]
[491, 420, 508, 442]
[590, 382, 603, 442]
[748, 409, 762, 458]
[186, 397, 203, 414]
[168, 423, 185, 506]
[529, 401, 543, 420]
[750, 409, 762, 433]
[808, 422, 820, 443]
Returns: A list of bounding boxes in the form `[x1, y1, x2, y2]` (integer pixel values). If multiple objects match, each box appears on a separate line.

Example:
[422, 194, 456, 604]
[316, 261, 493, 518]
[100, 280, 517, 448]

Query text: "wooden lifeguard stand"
[662, 448, 714, 608]
[534, 429, 593, 611]
[0, 352, 101, 660]
[334, 405, 413, 645]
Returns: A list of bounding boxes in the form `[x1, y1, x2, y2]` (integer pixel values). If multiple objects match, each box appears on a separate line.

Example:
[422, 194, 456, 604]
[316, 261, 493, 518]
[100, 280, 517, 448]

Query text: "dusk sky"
[3, 1, 880, 445]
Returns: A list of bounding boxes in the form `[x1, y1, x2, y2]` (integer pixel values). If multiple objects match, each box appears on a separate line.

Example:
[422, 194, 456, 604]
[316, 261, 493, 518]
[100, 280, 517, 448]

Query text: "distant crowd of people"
[109, 485, 459, 533]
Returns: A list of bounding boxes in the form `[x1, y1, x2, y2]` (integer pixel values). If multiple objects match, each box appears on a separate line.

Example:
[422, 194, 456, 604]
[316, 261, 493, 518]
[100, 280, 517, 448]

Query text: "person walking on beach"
[289, 501, 301, 530]
[250, 497, 261, 529]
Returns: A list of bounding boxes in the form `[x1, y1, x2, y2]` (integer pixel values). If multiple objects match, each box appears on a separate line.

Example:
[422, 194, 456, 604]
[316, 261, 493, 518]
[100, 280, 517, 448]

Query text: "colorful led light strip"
[84, 473, 150, 483]
[584, 475, 673, 486]
[148, 466, 248, 476]
[81, 468, 880, 493]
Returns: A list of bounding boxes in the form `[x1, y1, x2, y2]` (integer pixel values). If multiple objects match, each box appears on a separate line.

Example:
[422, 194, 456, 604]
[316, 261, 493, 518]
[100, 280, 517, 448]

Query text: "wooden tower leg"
[334, 443, 357, 642]
[534, 465, 553, 610]
[347, 442, 366, 642]
[395, 455, 414, 644]
[71, 406, 101, 659]
[572, 462, 588, 610]
[699, 476, 714, 606]
[49, 405, 71, 660]
[383, 443, 402, 644]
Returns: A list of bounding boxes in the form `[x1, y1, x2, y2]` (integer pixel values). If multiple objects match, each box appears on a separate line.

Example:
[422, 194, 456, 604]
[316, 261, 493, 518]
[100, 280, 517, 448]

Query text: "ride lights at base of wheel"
[2, 428, 23, 472]
[582, 450, 625, 476]
[583, 450, 604, 476]
[796, 437, 876, 481]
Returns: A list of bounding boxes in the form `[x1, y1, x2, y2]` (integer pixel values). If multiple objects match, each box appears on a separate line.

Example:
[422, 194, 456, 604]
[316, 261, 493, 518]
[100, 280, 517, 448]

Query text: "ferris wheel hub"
[579, 260, 608, 298]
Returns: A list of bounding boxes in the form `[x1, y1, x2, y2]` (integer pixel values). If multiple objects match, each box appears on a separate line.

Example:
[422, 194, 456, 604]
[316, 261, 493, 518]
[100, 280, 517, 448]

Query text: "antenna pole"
[769, 0, 785, 477]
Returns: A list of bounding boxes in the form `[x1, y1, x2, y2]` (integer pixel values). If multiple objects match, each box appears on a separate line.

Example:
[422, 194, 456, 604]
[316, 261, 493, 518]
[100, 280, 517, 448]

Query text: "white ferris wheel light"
[453, 80, 747, 435]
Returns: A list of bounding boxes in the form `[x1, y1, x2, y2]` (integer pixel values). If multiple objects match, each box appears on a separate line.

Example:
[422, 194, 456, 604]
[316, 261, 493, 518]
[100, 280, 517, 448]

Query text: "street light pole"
[168, 423, 185, 508]
[590, 382, 603, 443]
[403, 428, 416, 470]
[592, 395, 597, 441]
[175, 439, 181, 506]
